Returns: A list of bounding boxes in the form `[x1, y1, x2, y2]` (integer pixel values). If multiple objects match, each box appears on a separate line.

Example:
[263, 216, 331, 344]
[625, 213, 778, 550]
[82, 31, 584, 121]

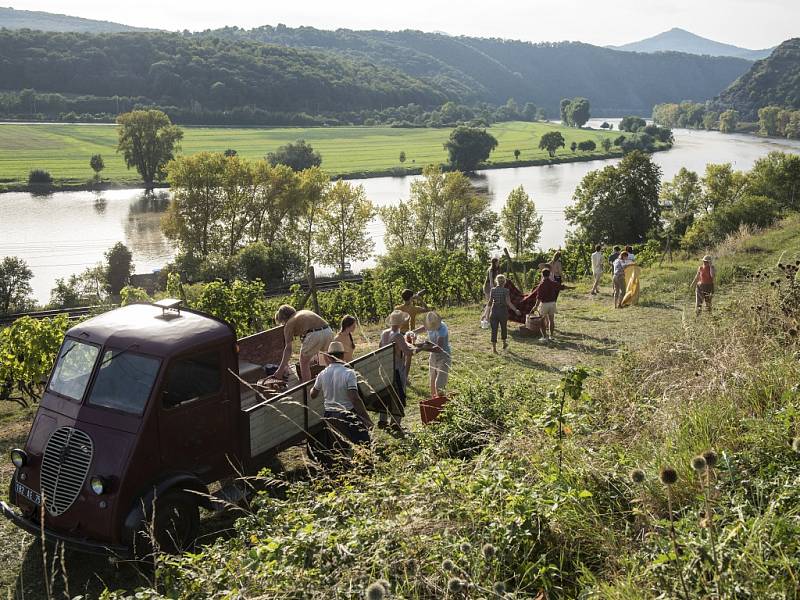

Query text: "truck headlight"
[89, 476, 107, 495]
[10, 449, 27, 469]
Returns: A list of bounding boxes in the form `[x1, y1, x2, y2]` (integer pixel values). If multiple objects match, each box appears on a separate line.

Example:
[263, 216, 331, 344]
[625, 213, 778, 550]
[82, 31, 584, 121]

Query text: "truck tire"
[136, 491, 199, 555]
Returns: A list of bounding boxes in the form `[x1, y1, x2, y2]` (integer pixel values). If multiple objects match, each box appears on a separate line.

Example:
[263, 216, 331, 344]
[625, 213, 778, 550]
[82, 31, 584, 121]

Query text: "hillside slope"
[0, 6, 147, 33]
[0, 30, 446, 114]
[609, 27, 773, 60]
[714, 38, 800, 119]
[209, 26, 753, 114]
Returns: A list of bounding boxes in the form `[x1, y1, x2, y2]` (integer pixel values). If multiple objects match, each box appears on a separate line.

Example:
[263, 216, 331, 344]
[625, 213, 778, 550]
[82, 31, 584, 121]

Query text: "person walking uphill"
[310, 341, 373, 459]
[532, 268, 573, 341]
[273, 305, 334, 382]
[692, 255, 716, 314]
[379, 310, 417, 432]
[416, 311, 452, 398]
[488, 274, 521, 353]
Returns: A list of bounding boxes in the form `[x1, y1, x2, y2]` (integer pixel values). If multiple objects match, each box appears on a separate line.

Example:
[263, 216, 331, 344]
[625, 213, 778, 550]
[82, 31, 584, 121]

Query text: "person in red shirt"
[691, 255, 716, 315]
[532, 268, 573, 340]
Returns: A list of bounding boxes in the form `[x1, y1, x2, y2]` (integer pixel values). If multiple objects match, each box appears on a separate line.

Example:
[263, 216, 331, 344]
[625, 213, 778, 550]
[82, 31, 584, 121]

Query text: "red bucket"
[420, 395, 449, 425]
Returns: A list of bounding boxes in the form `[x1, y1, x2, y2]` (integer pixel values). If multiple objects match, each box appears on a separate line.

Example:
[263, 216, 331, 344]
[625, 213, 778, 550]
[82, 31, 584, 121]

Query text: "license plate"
[14, 481, 41, 506]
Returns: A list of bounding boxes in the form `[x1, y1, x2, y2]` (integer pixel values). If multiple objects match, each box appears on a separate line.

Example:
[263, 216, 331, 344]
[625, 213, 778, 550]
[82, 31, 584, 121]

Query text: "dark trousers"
[323, 409, 370, 448]
[490, 315, 508, 343]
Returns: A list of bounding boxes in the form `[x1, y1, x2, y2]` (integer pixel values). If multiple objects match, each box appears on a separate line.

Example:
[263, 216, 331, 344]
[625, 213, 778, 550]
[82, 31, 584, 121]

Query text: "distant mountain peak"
[609, 28, 774, 60]
[0, 6, 150, 33]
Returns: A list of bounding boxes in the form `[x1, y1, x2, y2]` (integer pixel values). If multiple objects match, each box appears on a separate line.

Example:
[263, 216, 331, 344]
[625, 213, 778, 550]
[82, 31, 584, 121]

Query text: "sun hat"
[327, 341, 345, 354]
[424, 311, 442, 330]
[702, 255, 712, 262]
[495, 274, 507, 286]
[387, 310, 410, 327]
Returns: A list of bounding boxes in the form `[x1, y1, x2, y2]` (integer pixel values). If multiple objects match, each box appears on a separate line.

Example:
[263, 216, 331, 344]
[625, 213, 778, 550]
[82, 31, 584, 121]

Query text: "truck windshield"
[48, 339, 100, 401]
[87, 349, 160, 415]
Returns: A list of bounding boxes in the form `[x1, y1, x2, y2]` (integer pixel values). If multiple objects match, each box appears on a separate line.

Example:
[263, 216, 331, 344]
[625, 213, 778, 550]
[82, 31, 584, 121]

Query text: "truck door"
[157, 347, 234, 477]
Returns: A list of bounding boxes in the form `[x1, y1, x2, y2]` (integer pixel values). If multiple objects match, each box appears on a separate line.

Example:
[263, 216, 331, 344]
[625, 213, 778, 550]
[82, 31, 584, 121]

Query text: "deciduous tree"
[0, 257, 33, 316]
[443, 126, 498, 172]
[90, 154, 105, 180]
[500, 185, 543, 256]
[718, 109, 739, 134]
[116, 110, 183, 190]
[104, 242, 134, 295]
[315, 180, 376, 273]
[539, 131, 565, 158]
[267, 140, 322, 172]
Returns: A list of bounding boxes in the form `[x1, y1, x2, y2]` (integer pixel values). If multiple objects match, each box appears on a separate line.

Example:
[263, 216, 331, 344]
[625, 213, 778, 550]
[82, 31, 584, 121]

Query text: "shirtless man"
[273, 305, 334, 382]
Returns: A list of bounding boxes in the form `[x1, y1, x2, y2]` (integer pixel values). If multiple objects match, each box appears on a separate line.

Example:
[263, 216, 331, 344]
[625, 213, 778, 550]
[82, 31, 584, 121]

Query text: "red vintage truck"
[2, 300, 396, 556]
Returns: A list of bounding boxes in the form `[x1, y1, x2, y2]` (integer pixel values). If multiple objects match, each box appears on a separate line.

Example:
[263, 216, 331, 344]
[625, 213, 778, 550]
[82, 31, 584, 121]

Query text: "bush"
[238, 242, 303, 284]
[577, 140, 596, 152]
[28, 169, 53, 185]
[683, 195, 781, 249]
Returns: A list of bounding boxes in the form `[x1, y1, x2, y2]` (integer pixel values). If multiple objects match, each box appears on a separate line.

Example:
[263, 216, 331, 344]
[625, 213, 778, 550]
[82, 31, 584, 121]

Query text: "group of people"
[270, 290, 452, 457]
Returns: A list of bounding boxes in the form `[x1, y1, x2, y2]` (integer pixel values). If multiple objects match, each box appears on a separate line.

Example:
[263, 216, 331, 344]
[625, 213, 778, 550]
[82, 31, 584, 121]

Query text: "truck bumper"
[0, 501, 131, 558]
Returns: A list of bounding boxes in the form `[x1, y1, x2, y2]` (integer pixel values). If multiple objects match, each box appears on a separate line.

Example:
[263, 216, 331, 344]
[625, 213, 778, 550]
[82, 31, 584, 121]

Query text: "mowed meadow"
[0, 121, 620, 187]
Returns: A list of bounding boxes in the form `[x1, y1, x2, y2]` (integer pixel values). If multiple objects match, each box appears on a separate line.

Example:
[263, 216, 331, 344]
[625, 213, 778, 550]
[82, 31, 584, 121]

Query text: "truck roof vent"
[40, 427, 94, 517]
[153, 298, 183, 320]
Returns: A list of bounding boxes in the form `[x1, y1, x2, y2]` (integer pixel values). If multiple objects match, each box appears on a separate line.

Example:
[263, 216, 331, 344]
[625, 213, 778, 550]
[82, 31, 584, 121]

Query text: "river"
[3, 119, 800, 304]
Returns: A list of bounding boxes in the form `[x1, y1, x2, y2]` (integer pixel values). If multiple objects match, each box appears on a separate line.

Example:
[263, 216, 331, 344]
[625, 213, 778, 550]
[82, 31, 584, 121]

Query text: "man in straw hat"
[310, 340, 373, 453]
[273, 304, 334, 382]
[415, 311, 452, 398]
[378, 310, 418, 432]
[691, 255, 716, 314]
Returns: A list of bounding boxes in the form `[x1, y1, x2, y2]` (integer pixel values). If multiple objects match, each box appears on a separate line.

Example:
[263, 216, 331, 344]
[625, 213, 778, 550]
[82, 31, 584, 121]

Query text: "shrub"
[28, 169, 53, 185]
[577, 140, 597, 152]
[683, 195, 781, 249]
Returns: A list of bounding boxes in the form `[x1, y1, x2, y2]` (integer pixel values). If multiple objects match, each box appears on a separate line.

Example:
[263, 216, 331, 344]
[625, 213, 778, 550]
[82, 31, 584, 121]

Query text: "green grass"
[0, 121, 623, 188]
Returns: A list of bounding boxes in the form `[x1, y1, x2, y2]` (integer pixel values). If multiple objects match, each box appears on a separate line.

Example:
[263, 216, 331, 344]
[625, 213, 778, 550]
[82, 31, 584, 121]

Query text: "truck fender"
[121, 473, 210, 544]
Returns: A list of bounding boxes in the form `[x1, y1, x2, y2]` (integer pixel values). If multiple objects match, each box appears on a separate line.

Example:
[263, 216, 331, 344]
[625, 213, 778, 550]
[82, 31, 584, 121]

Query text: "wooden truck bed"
[244, 343, 395, 460]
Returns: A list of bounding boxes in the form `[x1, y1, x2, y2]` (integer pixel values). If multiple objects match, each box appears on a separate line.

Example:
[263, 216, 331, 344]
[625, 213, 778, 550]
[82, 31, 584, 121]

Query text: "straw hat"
[387, 310, 410, 327]
[495, 274, 507, 286]
[327, 341, 345, 354]
[702, 255, 713, 262]
[424, 311, 442, 330]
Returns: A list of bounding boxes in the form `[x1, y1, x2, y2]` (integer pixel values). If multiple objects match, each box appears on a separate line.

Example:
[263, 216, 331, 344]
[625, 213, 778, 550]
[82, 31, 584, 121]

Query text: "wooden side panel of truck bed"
[245, 344, 394, 460]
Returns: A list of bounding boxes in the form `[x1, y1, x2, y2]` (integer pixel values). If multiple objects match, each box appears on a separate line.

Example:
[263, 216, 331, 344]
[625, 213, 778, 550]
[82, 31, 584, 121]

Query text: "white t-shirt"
[313, 362, 358, 411]
[591, 251, 604, 274]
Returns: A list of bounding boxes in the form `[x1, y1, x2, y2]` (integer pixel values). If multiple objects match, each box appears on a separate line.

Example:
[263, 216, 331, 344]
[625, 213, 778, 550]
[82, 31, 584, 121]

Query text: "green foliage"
[104, 242, 133, 295]
[577, 139, 596, 152]
[565, 150, 662, 243]
[116, 110, 183, 187]
[683, 195, 781, 249]
[237, 242, 303, 284]
[0, 257, 34, 316]
[314, 180, 376, 273]
[618, 116, 646, 132]
[119, 286, 151, 305]
[757, 105, 800, 139]
[561, 97, 591, 127]
[538, 131, 565, 158]
[27, 169, 52, 185]
[747, 151, 800, 211]
[193, 279, 270, 337]
[661, 167, 701, 239]
[266, 140, 322, 171]
[718, 109, 739, 133]
[443, 126, 498, 172]
[89, 153, 104, 177]
[0, 315, 69, 406]
[500, 185, 543, 257]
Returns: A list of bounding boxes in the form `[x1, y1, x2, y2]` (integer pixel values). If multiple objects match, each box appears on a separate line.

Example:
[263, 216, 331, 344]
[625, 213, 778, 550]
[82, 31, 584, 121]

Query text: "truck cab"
[2, 301, 396, 556]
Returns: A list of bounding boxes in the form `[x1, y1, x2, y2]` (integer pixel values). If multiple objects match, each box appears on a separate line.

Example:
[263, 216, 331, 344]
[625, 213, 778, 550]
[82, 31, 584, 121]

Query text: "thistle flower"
[442, 559, 455, 572]
[493, 581, 507, 596]
[792, 437, 800, 454]
[482, 543, 496, 559]
[629, 468, 646, 484]
[377, 580, 391, 594]
[659, 466, 678, 485]
[447, 577, 464, 593]
[459, 541, 472, 553]
[691, 455, 707, 472]
[365, 582, 386, 600]
[702, 450, 718, 468]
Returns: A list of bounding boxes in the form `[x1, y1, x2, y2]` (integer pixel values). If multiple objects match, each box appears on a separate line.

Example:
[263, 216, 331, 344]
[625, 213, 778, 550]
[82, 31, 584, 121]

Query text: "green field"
[0, 121, 623, 188]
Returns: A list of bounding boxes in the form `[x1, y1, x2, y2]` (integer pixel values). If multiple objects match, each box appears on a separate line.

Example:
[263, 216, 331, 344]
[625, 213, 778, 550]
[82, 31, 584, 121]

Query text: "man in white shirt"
[310, 341, 373, 453]
[590, 244, 604, 295]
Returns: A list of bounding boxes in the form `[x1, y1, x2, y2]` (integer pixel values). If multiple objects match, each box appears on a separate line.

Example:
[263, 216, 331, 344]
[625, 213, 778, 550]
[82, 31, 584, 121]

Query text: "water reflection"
[3, 125, 800, 303]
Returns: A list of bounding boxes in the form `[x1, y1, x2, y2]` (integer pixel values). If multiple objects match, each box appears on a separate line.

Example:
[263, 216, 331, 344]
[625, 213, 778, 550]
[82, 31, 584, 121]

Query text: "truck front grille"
[40, 427, 94, 516]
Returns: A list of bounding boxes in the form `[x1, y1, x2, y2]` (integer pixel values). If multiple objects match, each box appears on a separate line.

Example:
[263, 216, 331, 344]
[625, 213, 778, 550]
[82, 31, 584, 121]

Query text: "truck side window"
[162, 350, 222, 409]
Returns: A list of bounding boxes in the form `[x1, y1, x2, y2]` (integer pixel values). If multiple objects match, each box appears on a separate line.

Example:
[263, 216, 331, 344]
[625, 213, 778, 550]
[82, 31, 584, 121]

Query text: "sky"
[9, 0, 798, 48]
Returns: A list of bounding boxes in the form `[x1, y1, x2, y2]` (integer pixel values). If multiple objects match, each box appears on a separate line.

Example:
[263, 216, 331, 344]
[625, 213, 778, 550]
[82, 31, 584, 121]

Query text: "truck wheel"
[147, 491, 200, 555]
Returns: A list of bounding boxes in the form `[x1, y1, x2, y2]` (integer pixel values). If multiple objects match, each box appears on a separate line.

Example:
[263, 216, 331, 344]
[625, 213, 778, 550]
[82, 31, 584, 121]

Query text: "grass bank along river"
[0, 121, 628, 190]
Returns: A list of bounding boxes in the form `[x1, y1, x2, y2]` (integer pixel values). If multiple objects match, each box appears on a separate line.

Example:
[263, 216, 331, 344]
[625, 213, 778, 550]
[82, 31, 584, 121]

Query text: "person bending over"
[273, 305, 334, 382]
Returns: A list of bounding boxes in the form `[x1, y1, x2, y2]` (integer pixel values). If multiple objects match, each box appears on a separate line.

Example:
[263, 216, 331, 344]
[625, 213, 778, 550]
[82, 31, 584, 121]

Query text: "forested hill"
[714, 38, 800, 120]
[0, 6, 147, 33]
[0, 30, 447, 114]
[207, 25, 753, 115]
